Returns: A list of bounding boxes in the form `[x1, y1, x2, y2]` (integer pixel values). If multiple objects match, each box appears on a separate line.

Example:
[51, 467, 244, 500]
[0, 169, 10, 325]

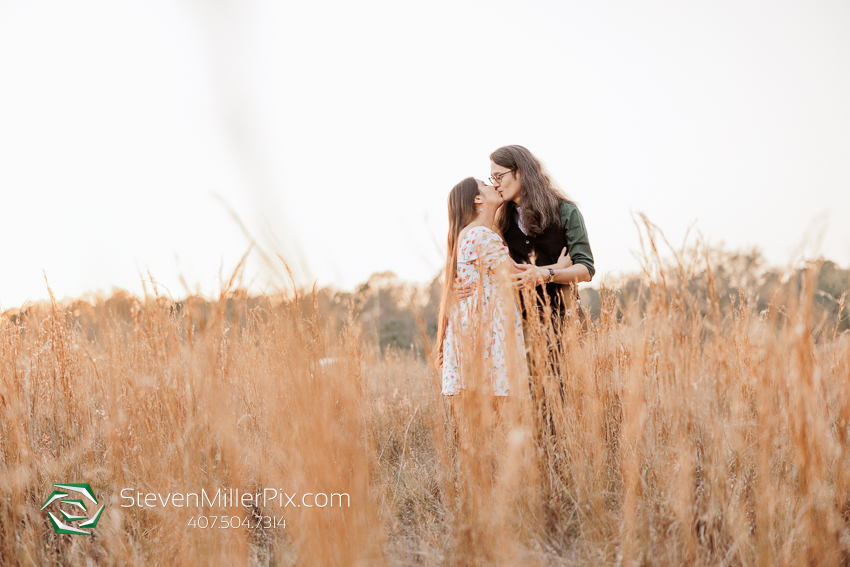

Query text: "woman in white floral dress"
[436, 177, 569, 397]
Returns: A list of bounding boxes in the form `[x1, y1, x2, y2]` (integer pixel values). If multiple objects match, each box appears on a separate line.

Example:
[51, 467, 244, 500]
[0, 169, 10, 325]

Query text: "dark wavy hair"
[491, 145, 570, 237]
[435, 177, 479, 362]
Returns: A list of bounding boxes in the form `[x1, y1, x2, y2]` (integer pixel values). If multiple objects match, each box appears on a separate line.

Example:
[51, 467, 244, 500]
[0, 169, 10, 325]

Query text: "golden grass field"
[1, 241, 849, 566]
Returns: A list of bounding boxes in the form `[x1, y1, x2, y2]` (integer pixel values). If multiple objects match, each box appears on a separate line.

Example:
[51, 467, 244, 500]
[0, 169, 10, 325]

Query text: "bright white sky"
[1, 1, 849, 309]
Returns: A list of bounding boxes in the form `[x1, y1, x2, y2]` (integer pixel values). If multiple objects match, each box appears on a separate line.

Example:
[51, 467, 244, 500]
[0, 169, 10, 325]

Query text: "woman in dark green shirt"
[490, 145, 594, 292]
[456, 145, 594, 318]
[490, 146, 596, 314]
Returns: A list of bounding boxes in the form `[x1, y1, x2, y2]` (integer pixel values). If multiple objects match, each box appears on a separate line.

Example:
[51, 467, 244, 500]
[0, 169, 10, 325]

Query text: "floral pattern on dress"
[442, 226, 526, 396]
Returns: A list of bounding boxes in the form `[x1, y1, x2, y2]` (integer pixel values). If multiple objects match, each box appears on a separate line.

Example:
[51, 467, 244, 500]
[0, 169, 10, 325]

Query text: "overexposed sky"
[1, 1, 849, 308]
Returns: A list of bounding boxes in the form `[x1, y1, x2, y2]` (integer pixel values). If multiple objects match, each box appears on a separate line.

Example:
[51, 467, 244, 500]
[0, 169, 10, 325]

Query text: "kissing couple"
[436, 145, 595, 398]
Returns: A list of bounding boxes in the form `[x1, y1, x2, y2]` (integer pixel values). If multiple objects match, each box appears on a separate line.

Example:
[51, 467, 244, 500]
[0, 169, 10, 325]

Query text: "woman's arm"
[493, 255, 523, 279]
[510, 262, 591, 289]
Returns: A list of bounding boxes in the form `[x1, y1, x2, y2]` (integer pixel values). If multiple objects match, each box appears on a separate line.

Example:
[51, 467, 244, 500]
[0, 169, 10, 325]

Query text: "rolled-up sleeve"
[560, 201, 595, 279]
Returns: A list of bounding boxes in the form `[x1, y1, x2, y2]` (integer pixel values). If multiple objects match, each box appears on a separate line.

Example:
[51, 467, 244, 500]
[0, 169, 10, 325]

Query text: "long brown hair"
[435, 177, 479, 361]
[491, 145, 570, 236]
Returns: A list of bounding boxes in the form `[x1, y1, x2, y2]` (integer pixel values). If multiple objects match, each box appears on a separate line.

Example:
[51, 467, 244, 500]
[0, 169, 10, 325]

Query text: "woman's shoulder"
[465, 225, 500, 238]
[458, 225, 502, 257]
[459, 225, 495, 244]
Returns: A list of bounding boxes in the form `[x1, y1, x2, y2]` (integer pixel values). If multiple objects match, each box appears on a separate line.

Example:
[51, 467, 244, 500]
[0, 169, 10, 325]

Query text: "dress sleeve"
[477, 229, 511, 271]
[458, 233, 477, 263]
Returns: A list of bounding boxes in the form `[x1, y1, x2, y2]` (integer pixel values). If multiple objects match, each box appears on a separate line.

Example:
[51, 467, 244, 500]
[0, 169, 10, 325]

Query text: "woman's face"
[475, 179, 503, 207]
[490, 160, 521, 204]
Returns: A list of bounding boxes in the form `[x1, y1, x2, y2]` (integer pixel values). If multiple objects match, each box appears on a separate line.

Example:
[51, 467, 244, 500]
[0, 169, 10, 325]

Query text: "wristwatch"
[548, 268, 555, 283]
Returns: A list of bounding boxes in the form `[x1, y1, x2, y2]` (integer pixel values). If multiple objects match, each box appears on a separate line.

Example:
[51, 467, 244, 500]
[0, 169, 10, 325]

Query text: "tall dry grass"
[1, 233, 849, 565]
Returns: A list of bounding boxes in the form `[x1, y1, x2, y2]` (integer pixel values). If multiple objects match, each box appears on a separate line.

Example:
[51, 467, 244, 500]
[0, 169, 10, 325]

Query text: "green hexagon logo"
[41, 483, 104, 535]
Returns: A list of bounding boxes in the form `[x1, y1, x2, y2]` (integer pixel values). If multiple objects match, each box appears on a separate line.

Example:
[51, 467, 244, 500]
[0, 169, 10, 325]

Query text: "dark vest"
[503, 203, 571, 317]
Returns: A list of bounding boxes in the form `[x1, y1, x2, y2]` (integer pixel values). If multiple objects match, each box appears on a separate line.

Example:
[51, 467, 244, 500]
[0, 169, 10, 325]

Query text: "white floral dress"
[442, 226, 526, 396]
